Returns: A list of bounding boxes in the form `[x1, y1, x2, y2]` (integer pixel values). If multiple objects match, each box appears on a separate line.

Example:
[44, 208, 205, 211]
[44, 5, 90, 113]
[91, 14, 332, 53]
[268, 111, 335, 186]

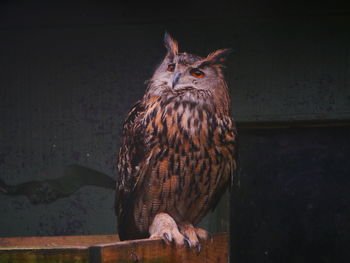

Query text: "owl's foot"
[179, 223, 209, 252]
[149, 212, 185, 246]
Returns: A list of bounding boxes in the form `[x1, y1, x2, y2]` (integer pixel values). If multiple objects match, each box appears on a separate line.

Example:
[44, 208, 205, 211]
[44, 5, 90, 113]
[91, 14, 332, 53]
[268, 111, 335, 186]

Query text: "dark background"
[0, 1, 350, 262]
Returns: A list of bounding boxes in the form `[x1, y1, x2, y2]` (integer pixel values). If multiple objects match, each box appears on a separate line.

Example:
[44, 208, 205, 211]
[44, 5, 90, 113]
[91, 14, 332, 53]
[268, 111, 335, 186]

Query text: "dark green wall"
[231, 126, 350, 262]
[0, 2, 349, 261]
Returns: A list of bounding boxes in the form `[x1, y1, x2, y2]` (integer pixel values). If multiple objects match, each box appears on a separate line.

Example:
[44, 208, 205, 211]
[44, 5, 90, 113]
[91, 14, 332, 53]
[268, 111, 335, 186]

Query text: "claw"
[195, 242, 201, 253]
[184, 237, 192, 248]
[163, 232, 172, 243]
[149, 213, 185, 246]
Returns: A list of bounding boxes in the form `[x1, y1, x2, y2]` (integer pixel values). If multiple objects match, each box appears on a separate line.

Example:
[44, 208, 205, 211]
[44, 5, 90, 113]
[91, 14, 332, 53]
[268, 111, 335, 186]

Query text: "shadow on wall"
[0, 163, 229, 238]
[0, 164, 115, 204]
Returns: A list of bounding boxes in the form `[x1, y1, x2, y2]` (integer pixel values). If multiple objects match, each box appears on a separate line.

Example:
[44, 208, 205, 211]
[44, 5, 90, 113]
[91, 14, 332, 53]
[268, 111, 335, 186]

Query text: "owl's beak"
[172, 72, 181, 88]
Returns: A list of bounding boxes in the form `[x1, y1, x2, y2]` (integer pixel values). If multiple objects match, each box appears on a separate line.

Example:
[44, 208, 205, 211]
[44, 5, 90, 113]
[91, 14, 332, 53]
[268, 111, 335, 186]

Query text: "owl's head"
[147, 33, 231, 105]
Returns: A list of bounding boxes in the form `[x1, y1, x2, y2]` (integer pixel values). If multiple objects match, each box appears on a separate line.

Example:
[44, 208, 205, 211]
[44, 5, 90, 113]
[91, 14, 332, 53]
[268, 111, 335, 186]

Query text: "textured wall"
[0, 11, 349, 238]
[231, 126, 350, 262]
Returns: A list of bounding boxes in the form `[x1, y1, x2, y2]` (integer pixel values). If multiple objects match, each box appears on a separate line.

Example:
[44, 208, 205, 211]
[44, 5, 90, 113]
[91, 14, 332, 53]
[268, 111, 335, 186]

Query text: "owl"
[116, 33, 237, 249]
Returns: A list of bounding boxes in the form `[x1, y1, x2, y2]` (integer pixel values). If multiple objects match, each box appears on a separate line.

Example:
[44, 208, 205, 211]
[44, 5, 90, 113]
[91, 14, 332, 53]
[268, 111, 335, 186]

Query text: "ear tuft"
[206, 48, 232, 64]
[164, 32, 178, 59]
[199, 48, 232, 68]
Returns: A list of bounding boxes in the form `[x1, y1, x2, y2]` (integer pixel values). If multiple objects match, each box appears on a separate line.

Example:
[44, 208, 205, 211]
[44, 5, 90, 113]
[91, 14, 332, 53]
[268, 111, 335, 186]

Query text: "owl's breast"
[138, 95, 236, 225]
[144, 95, 216, 146]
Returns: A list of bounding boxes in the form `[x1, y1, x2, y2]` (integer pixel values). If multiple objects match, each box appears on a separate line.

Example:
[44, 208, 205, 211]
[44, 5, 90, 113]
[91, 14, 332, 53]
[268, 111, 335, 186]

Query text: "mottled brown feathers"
[116, 34, 237, 241]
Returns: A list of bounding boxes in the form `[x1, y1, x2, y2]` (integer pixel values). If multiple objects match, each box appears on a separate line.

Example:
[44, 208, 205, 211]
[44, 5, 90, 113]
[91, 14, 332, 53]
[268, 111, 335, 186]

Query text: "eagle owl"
[116, 33, 237, 248]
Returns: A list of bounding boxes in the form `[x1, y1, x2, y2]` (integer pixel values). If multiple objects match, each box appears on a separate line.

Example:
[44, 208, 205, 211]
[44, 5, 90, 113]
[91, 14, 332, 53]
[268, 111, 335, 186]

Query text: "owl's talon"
[184, 237, 192, 248]
[163, 232, 171, 243]
[196, 243, 201, 253]
[149, 213, 185, 246]
[179, 223, 208, 252]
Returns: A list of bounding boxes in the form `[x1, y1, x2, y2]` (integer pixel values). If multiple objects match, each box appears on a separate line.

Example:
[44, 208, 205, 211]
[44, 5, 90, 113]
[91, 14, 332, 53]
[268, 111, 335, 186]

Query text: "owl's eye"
[167, 63, 175, 72]
[190, 68, 205, 78]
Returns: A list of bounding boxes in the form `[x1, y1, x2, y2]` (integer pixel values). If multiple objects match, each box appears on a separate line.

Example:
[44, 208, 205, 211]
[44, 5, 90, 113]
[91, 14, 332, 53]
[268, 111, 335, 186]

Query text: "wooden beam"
[0, 234, 119, 248]
[91, 233, 228, 263]
[0, 233, 228, 263]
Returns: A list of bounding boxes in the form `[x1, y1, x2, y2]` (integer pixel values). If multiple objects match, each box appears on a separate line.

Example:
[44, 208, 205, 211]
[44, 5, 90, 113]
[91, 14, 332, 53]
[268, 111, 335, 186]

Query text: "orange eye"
[167, 63, 175, 72]
[190, 68, 205, 78]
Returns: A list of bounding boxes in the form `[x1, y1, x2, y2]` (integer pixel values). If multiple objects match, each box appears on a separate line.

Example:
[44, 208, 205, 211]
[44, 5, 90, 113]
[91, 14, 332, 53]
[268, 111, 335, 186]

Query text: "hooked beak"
[172, 71, 181, 88]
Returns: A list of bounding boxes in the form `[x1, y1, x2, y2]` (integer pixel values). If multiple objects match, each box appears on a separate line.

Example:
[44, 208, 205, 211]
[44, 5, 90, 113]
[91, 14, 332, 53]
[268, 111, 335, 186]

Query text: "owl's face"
[153, 52, 218, 91]
[148, 33, 231, 98]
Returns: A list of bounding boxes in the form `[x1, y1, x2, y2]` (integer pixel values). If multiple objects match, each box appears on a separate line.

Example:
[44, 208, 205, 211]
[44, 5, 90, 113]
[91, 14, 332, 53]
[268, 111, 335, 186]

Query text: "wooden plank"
[0, 247, 89, 263]
[0, 233, 227, 262]
[91, 232, 228, 263]
[0, 234, 119, 248]
[0, 235, 118, 263]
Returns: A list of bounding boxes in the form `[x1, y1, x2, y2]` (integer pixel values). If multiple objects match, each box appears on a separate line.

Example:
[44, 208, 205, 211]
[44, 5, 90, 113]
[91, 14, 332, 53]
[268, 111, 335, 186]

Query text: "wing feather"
[115, 100, 149, 239]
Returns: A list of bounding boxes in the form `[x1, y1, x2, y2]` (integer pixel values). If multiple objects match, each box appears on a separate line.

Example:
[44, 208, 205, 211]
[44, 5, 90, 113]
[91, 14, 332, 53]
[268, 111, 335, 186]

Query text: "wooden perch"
[0, 232, 228, 263]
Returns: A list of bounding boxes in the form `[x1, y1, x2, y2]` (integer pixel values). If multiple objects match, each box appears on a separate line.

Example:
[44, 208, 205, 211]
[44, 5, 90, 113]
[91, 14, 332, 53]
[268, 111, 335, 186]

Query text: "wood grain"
[0, 234, 119, 248]
[0, 248, 88, 263]
[0, 233, 227, 263]
[92, 232, 228, 263]
[0, 235, 118, 263]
